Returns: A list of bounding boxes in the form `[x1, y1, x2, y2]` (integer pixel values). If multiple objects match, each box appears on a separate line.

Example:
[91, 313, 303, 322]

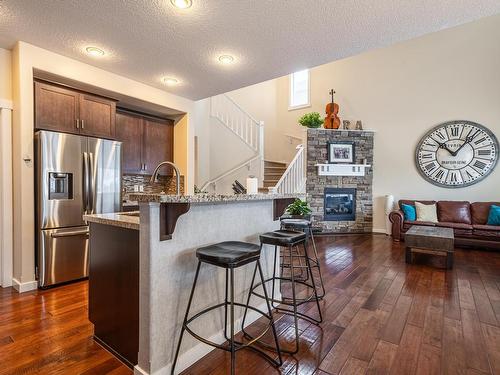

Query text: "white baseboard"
[372, 228, 389, 234]
[134, 365, 149, 375]
[12, 278, 38, 293]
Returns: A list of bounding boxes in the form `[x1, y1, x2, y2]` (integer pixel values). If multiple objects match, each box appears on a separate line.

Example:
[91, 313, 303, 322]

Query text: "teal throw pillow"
[486, 205, 500, 225]
[401, 203, 416, 221]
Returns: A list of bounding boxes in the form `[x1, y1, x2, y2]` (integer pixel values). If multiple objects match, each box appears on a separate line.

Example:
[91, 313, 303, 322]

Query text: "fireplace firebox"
[324, 188, 356, 221]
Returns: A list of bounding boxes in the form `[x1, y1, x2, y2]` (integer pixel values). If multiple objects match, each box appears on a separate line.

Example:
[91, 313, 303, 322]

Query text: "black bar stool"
[280, 218, 326, 299]
[242, 230, 323, 354]
[171, 241, 282, 375]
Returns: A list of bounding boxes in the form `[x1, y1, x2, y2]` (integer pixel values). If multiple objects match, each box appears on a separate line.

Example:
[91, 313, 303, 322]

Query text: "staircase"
[268, 144, 306, 194]
[263, 160, 287, 189]
[201, 94, 264, 192]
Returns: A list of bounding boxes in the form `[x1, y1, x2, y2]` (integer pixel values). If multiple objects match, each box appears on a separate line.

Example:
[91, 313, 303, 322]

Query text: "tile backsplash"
[122, 174, 185, 201]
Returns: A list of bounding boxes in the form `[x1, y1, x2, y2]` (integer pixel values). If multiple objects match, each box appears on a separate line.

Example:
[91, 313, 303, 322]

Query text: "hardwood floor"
[1, 234, 499, 374]
[0, 280, 132, 374]
[181, 235, 500, 375]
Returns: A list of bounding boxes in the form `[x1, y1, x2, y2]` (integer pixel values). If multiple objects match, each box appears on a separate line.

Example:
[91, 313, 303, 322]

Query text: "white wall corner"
[12, 278, 37, 293]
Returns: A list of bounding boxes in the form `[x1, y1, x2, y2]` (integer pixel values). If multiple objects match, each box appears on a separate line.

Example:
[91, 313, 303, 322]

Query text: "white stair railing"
[269, 144, 306, 194]
[201, 94, 264, 191]
[210, 94, 262, 152]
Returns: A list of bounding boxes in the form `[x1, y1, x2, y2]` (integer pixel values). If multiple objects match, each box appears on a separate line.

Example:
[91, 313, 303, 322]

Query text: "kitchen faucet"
[149, 161, 181, 195]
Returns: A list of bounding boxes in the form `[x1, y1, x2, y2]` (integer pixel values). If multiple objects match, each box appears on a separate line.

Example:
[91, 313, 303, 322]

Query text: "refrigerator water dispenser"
[48, 172, 73, 200]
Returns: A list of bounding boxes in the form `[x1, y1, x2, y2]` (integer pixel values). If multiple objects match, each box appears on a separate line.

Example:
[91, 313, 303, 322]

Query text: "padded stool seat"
[259, 230, 306, 246]
[280, 218, 311, 229]
[196, 241, 261, 268]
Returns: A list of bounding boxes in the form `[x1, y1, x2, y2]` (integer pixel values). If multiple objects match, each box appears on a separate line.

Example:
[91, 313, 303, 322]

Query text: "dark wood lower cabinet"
[88, 223, 139, 368]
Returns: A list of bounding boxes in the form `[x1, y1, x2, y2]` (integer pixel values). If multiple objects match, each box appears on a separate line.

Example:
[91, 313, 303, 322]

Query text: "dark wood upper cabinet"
[79, 93, 116, 139]
[35, 81, 79, 133]
[34, 81, 116, 139]
[143, 117, 174, 175]
[115, 111, 174, 175]
[115, 112, 144, 174]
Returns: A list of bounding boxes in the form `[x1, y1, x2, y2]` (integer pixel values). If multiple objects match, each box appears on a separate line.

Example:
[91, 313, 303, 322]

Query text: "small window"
[289, 69, 310, 110]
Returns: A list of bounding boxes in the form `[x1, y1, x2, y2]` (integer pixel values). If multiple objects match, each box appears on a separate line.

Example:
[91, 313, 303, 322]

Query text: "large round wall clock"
[415, 120, 498, 188]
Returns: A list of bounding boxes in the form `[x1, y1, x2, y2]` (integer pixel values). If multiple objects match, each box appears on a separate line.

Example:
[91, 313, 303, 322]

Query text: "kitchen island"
[83, 211, 140, 368]
[85, 193, 300, 375]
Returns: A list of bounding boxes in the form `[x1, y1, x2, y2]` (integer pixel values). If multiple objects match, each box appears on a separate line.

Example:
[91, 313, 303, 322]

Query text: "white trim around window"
[288, 69, 311, 111]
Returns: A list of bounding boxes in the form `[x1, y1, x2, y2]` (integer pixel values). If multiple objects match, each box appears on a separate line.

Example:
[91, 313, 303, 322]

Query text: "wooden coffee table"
[405, 226, 454, 269]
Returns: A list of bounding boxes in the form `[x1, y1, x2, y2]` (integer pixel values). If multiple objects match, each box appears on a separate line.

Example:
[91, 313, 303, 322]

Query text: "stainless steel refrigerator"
[35, 130, 121, 288]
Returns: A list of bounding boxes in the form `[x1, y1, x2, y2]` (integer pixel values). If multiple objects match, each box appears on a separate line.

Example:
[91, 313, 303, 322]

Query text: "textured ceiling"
[1, 0, 500, 100]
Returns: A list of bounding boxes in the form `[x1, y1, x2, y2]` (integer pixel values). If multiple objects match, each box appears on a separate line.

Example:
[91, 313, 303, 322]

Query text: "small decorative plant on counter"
[284, 198, 312, 219]
[298, 112, 323, 128]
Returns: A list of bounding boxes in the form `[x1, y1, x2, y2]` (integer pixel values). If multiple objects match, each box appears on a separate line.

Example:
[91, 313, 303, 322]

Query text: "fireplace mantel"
[315, 163, 371, 176]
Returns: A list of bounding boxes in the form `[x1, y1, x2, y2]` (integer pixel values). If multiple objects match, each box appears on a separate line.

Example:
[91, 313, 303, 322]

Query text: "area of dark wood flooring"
[1, 234, 500, 374]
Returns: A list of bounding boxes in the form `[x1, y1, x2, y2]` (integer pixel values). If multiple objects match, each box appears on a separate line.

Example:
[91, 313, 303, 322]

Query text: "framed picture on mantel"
[327, 141, 355, 164]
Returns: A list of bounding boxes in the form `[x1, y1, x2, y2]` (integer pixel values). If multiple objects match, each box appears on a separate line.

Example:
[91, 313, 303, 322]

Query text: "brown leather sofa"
[389, 200, 500, 249]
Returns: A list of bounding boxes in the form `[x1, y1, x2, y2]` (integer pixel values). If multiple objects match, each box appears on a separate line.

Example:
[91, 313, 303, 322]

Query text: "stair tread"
[264, 161, 286, 168]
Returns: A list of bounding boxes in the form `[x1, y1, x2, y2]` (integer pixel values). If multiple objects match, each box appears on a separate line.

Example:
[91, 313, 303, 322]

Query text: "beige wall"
[273, 14, 500, 232]
[11, 42, 195, 289]
[0, 48, 12, 101]
[0, 47, 13, 287]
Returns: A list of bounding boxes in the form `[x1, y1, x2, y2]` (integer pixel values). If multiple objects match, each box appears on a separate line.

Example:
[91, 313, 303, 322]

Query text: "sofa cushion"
[436, 222, 473, 230]
[472, 224, 500, 232]
[472, 224, 500, 239]
[437, 201, 471, 224]
[471, 202, 500, 224]
[436, 222, 473, 236]
[415, 202, 438, 223]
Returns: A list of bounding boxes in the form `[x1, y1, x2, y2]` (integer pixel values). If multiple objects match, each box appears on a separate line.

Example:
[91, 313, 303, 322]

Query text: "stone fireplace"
[307, 129, 374, 233]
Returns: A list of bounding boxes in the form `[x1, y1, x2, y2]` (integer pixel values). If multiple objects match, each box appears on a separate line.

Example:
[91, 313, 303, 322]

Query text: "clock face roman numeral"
[446, 124, 462, 139]
[424, 161, 438, 173]
[473, 160, 487, 170]
[434, 131, 446, 141]
[477, 149, 491, 156]
[474, 137, 487, 145]
[434, 169, 446, 181]
[417, 122, 498, 188]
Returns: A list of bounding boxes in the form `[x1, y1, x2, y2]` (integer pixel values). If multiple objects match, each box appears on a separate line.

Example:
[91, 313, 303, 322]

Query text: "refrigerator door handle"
[50, 229, 89, 238]
[88, 152, 94, 214]
[83, 151, 89, 214]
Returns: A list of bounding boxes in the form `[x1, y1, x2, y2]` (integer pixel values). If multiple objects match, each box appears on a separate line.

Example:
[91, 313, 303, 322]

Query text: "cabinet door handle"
[81, 120, 85, 129]
[76, 119, 79, 129]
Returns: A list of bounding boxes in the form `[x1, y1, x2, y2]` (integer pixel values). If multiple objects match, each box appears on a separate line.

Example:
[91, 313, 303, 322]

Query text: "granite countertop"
[128, 193, 305, 204]
[84, 211, 140, 230]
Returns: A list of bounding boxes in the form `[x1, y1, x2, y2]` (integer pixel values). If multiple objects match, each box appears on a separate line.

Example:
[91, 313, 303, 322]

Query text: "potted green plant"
[284, 198, 312, 219]
[298, 112, 323, 128]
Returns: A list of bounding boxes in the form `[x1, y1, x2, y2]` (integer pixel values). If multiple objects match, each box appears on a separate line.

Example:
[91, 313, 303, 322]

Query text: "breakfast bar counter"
[127, 193, 300, 375]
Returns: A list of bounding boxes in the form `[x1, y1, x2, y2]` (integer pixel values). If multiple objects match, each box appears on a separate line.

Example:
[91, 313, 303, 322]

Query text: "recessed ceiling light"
[163, 77, 179, 86]
[85, 46, 105, 57]
[218, 55, 235, 65]
[170, 0, 192, 9]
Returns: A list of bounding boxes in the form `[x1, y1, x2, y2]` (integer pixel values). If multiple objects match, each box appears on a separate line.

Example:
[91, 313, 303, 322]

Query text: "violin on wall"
[324, 89, 340, 129]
